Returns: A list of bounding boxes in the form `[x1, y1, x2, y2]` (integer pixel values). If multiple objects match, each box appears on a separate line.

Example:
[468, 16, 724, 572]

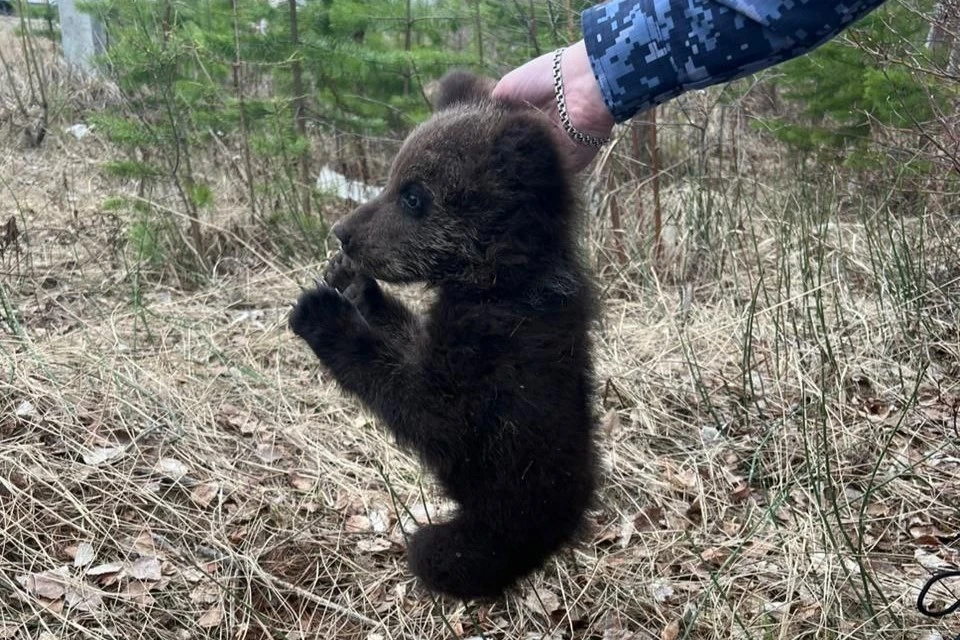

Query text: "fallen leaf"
[27, 464, 56, 482]
[908, 518, 955, 548]
[256, 443, 284, 464]
[82, 446, 126, 466]
[191, 482, 219, 508]
[355, 537, 392, 554]
[597, 611, 625, 637]
[600, 409, 620, 436]
[228, 526, 249, 545]
[345, 515, 371, 533]
[129, 557, 162, 581]
[86, 562, 124, 577]
[603, 632, 643, 640]
[523, 587, 560, 617]
[564, 602, 588, 623]
[660, 619, 680, 640]
[915, 548, 950, 572]
[861, 397, 892, 421]
[217, 403, 257, 435]
[154, 458, 189, 481]
[617, 516, 635, 549]
[218, 403, 240, 418]
[591, 519, 618, 545]
[37, 598, 64, 614]
[730, 482, 751, 503]
[367, 582, 392, 614]
[73, 542, 95, 568]
[665, 465, 698, 491]
[700, 425, 721, 445]
[634, 505, 665, 532]
[843, 486, 865, 502]
[649, 579, 674, 603]
[763, 600, 790, 618]
[369, 508, 390, 533]
[124, 581, 155, 606]
[14, 400, 35, 417]
[131, 530, 158, 557]
[17, 567, 70, 600]
[894, 445, 923, 469]
[919, 396, 959, 425]
[197, 604, 223, 628]
[181, 567, 204, 582]
[700, 547, 729, 567]
[288, 471, 313, 491]
[794, 601, 821, 621]
[190, 582, 220, 604]
[64, 584, 103, 613]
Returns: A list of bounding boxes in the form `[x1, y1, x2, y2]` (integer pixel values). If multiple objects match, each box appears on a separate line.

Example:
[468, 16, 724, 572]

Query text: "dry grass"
[3, 15, 960, 640]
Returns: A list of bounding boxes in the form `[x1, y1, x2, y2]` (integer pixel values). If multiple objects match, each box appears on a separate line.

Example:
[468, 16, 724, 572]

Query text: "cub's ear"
[433, 70, 495, 111]
[492, 111, 568, 202]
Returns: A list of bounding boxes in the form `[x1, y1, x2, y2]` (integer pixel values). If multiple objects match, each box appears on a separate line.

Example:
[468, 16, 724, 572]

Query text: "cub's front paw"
[323, 251, 361, 292]
[288, 285, 363, 341]
[323, 251, 381, 317]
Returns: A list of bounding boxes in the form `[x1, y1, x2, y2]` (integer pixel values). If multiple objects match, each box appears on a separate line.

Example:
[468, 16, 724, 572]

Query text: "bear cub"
[289, 70, 599, 600]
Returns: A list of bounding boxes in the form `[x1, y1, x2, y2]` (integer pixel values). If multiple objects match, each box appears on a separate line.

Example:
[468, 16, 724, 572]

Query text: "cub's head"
[330, 70, 575, 289]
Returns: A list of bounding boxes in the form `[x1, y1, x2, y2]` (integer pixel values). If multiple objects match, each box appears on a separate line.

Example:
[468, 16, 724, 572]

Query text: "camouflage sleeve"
[581, 0, 889, 122]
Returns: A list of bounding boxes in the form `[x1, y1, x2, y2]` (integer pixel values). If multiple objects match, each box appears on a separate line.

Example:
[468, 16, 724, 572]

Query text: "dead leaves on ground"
[14, 529, 225, 628]
[335, 491, 455, 556]
[587, 443, 960, 637]
[216, 401, 258, 436]
[6, 370, 957, 638]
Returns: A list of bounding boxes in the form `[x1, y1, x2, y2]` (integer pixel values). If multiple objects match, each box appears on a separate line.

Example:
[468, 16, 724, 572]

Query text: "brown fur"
[289, 70, 598, 600]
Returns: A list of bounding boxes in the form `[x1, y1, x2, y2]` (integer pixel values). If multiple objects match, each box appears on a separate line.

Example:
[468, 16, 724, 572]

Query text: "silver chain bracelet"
[553, 47, 610, 148]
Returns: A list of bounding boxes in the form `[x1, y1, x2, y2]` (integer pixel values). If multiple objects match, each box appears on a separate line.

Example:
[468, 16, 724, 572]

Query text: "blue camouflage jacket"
[581, 0, 889, 122]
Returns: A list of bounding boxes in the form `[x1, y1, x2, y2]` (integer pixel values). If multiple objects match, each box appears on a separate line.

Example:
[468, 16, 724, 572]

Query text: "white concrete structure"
[57, 0, 104, 74]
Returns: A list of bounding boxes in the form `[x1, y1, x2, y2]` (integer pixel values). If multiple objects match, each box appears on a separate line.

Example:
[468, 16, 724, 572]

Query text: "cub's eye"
[398, 183, 430, 216]
[402, 192, 421, 210]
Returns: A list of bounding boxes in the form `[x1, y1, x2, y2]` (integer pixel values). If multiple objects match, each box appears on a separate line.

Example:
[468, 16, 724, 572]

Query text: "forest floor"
[2, 14, 960, 640]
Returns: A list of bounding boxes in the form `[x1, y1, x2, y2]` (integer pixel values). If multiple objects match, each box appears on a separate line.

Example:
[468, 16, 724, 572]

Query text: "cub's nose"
[331, 219, 353, 251]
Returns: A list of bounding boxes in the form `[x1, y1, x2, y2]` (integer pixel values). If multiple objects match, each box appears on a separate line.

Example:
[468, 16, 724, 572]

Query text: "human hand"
[492, 40, 615, 173]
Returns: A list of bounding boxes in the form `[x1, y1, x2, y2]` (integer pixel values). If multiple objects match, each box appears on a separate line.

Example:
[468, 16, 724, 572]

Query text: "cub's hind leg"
[407, 514, 544, 600]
